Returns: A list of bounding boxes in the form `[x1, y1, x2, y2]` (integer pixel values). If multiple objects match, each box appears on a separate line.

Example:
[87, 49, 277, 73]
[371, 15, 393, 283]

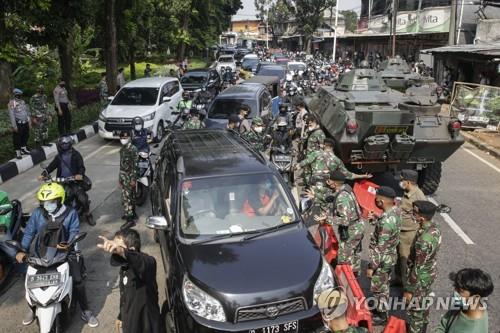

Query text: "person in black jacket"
[38, 135, 95, 225]
[97, 229, 161, 333]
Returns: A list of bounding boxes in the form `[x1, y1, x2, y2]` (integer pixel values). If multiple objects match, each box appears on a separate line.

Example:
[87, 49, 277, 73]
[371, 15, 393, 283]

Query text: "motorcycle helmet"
[132, 116, 144, 131]
[359, 60, 370, 69]
[37, 182, 66, 206]
[57, 135, 73, 152]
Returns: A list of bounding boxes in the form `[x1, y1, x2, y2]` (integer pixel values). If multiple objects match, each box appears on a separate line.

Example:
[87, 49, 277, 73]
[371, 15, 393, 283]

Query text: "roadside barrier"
[382, 316, 407, 333]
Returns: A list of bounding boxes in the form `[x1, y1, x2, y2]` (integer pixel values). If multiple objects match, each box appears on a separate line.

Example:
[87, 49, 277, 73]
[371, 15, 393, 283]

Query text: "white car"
[287, 61, 307, 76]
[98, 77, 183, 142]
[216, 55, 237, 74]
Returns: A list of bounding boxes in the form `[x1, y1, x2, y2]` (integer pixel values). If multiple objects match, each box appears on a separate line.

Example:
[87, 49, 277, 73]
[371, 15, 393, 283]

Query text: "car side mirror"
[162, 96, 171, 104]
[146, 216, 170, 231]
[107, 96, 114, 101]
[299, 198, 313, 214]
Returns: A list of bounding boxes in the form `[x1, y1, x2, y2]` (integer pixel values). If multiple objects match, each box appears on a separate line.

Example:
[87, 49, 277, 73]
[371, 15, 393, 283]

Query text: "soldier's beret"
[377, 186, 396, 198]
[252, 117, 263, 126]
[329, 170, 346, 182]
[400, 169, 418, 183]
[413, 200, 437, 217]
[324, 138, 335, 146]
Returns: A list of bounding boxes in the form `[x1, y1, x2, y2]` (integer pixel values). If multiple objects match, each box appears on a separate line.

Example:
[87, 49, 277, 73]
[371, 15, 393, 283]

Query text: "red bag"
[353, 180, 383, 219]
[313, 223, 338, 263]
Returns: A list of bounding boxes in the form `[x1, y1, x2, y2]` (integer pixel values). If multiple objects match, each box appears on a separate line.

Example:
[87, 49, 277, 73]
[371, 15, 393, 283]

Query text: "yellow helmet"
[37, 183, 65, 203]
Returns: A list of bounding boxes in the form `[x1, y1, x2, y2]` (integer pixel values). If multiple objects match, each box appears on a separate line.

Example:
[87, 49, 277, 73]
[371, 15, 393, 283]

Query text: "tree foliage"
[340, 10, 358, 33]
[255, 0, 291, 45]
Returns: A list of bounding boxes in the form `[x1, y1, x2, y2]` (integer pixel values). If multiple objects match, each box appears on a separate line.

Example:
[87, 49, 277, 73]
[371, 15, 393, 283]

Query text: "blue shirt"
[271, 96, 282, 117]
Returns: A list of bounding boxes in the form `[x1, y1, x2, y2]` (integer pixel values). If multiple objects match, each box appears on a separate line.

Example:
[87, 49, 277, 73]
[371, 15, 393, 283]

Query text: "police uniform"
[8, 91, 31, 158]
[30, 90, 51, 146]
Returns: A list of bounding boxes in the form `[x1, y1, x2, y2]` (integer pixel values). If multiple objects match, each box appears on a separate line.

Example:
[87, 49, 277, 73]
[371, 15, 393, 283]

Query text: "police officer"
[404, 201, 441, 333]
[119, 131, 139, 230]
[53, 78, 71, 135]
[30, 85, 52, 148]
[98, 72, 108, 108]
[8, 88, 31, 159]
[366, 186, 401, 325]
[242, 117, 265, 152]
[182, 108, 203, 130]
[131, 117, 150, 153]
[395, 169, 426, 289]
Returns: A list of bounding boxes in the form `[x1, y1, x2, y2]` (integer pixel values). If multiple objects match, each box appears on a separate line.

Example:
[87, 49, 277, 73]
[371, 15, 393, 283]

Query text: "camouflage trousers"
[338, 221, 365, 273]
[119, 171, 136, 218]
[407, 289, 433, 333]
[33, 118, 49, 143]
[370, 259, 395, 312]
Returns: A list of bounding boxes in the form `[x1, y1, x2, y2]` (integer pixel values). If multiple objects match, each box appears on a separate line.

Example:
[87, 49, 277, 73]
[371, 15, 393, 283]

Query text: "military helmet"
[37, 183, 66, 204]
[252, 117, 263, 126]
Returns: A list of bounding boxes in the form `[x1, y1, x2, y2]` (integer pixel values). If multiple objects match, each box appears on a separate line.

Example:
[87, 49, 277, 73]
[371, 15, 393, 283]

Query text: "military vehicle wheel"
[418, 162, 442, 195]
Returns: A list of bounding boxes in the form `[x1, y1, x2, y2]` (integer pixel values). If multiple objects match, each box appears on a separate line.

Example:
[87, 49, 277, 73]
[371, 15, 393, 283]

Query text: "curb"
[461, 131, 500, 159]
[0, 122, 98, 185]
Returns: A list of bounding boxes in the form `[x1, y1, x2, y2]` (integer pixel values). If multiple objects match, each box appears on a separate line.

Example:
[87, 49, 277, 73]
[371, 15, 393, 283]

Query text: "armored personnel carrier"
[308, 68, 464, 194]
[379, 56, 434, 92]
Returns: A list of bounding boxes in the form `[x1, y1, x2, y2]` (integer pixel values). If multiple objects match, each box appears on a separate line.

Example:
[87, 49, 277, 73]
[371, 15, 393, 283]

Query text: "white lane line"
[19, 143, 113, 202]
[463, 147, 500, 173]
[428, 197, 474, 245]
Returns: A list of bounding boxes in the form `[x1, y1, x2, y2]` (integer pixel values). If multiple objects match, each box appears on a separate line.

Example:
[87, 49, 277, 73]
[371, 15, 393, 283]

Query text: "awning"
[422, 43, 500, 57]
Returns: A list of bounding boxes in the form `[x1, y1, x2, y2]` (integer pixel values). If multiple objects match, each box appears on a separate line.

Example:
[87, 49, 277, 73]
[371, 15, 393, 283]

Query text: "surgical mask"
[254, 126, 263, 133]
[43, 201, 58, 214]
[134, 125, 142, 131]
[308, 125, 316, 131]
[120, 138, 130, 145]
[453, 291, 469, 310]
[399, 181, 406, 190]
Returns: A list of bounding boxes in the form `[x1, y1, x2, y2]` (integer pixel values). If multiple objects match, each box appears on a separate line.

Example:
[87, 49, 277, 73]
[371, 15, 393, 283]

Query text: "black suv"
[147, 129, 328, 333]
[180, 69, 221, 95]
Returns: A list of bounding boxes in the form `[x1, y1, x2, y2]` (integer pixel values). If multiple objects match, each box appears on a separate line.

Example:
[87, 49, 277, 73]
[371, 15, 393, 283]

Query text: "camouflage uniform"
[242, 130, 265, 152]
[98, 78, 108, 108]
[369, 206, 402, 312]
[119, 142, 139, 219]
[300, 150, 355, 184]
[324, 150, 355, 179]
[406, 219, 441, 333]
[182, 117, 203, 130]
[301, 127, 325, 185]
[328, 185, 365, 274]
[30, 93, 50, 144]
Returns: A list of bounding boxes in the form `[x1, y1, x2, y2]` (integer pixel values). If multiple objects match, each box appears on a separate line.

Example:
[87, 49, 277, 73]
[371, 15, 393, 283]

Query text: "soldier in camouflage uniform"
[98, 73, 108, 108]
[404, 201, 441, 333]
[367, 186, 401, 325]
[30, 85, 52, 147]
[182, 108, 203, 130]
[119, 131, 139, 230]
[242, 117, 265, 152]
[297, 114, 325, 186]
[326, 171, 365, 275]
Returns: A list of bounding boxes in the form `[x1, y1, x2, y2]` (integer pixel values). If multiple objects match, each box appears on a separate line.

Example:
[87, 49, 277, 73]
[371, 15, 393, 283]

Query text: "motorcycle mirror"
[69, 232, 87, 248]
[5, 239, 22, 251]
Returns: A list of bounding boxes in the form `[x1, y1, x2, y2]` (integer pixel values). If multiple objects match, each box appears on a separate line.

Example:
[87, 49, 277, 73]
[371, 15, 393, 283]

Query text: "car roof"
[217, 84, 265, 98]
[288, 61, 306, 66]
[243, 54, 259, 59]
[171, 129, 269, 178]
[124, 77, 178, 88]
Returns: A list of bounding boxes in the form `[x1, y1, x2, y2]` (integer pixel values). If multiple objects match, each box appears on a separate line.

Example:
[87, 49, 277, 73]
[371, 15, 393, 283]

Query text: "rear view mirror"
[162, 96, 171, 103]
[146, 216, 170, 231]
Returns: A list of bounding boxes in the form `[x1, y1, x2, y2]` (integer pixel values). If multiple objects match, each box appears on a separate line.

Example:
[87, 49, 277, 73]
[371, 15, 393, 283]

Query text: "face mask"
[254, 127, 263, 133]
[308, 125, 316, 131]
[43, 201, 58, 214]
[453, 291, 469, 310]
[120, 138, 130, 145]
[134, 125, 142, 131]
[399, 181, 406, 190]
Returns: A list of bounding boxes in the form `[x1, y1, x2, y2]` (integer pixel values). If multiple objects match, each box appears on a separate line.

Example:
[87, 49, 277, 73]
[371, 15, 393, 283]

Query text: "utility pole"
[332, 1, 340, 62]
[456, 0, 465, 44]
[448, 0, 457, 45]
[392, 0, 398, 58]
[266, 5, 269, 49]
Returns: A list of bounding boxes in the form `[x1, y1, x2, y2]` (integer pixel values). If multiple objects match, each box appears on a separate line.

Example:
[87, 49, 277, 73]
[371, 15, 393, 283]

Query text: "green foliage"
[340, 10, 358, 33]
[255, 0, 291, 40]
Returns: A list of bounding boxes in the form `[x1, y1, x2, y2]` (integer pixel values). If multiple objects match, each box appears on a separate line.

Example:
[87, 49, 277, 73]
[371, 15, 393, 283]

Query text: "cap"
[252, 117, 263, 126]
[377, 186, 396, 198]
[400, 169, 418, 183]
[317, 288, 348, 320]
[413, 200, 437, 218]
[13, 88, 23, 95]
[329, 170, 346, 182]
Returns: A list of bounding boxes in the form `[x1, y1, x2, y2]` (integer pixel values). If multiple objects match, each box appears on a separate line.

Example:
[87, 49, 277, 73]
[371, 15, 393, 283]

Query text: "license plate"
[138, 161, 149, 169]
[27, 273, 61, 289]
[274, 155, 292, 162]
[374, 126, 408, 134]
[249, 321, 298, 333]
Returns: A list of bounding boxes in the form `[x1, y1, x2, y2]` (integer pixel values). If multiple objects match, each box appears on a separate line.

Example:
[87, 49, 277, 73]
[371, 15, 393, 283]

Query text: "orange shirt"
[242, 195, 270, 217]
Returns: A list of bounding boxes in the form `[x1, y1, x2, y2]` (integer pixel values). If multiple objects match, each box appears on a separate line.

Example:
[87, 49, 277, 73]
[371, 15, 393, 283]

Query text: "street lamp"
[332, 0, 340, 62]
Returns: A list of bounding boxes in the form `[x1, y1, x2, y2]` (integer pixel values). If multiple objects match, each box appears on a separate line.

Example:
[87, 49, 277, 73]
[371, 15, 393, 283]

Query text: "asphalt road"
[0, 134, 499, 333]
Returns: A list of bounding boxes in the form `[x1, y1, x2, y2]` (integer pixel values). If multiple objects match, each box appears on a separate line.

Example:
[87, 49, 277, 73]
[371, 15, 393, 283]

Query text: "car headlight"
[143, 112, 156, 121]
[99, 112, 107, 122]
[312, 259, 335, 305]
[182, 276, 226, 322]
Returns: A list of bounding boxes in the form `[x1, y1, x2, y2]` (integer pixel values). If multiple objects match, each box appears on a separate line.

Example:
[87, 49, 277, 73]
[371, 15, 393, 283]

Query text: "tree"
[105, 0, 118, 95]
[286, 0, 336, 53]
[340, 10, 358, 33]
[255, 0, 291, 47]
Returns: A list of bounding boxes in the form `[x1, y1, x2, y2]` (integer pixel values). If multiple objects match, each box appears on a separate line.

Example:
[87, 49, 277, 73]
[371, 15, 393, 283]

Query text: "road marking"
[19, 143, 113, 202]
[463, 147, 500, 173]
[428, 197, 474, 245]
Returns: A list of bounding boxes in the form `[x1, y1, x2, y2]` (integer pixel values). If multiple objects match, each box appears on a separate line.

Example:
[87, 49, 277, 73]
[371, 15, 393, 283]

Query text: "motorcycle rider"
[177, 91, 192, 114]
[131, 117, 150, 153]
[194, 86, 212, 105]
[242, 117, 266, 152]
[39, 135, 95, 226]
[270, 118, 293, 151]
[16, 183, 99, 328]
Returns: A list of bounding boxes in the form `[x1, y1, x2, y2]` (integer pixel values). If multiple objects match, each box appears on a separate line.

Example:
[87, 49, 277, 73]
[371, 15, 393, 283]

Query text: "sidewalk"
[461, 129, 500, 159]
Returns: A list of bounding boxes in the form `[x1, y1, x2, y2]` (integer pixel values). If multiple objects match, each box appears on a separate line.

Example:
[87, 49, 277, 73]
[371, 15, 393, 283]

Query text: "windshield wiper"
[242, 221, 298, 241]
[191, 232, 246, 245]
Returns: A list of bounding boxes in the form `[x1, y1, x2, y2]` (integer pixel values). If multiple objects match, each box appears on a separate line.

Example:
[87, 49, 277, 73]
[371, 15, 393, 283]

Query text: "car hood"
[103, 105, 157, 118]
[179, 226, 322, 318]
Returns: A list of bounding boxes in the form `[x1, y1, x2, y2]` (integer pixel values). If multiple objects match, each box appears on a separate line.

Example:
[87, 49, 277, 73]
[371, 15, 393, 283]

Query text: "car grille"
[235, 297, 307, 323]
[104, 117, 133, 132]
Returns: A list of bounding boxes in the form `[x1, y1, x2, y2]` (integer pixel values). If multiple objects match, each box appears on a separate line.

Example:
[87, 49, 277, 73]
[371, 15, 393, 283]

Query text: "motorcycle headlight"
[143, 112, 156, 121]
[312, 259, 335, 305]
[99, 112, 107, 122]
[182, 277, 226, 322]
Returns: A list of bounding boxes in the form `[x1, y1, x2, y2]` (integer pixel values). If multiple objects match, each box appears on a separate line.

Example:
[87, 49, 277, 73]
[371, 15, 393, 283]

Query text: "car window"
[181, 73, 208, 84]
[257, 68, 285, 80]
[219, 56, 233, 63]
[171, 81, 180, 95]
[162, 82, 179, 97]
[208, 98, 258, 119]
[179, 174, 296, 240]
[111, 87, 159, 106]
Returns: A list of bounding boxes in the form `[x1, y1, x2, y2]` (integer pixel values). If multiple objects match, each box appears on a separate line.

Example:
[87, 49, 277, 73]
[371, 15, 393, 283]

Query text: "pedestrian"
[227, 113, 240, 131]
[366, 186, 401, 325]
[169, 68, 177, 78]
[119, 131, 138, 230]
[144, 64, 152, 78]
[53, 78, 71, 135]
[98, 72, 108, 108]
[394, 169, 426, 289]
[294, 101, 308, 137]
[327, 171, 365, 276]
[30, 85, 52, 148]
[316, 288, 369, 333]
[117, 68, 126, 90]
[238, 105, 251, 134]
[241, 116, 265, 152]
[8, 88, 31, 159]
[434, 268, 493, 333]
[97, 229, 161, 333]
[404, 200, 441, 333]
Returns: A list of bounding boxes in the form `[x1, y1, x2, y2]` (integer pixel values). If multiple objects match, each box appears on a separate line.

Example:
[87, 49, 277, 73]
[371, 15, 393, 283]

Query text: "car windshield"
[219, 56, 233, 63]
[242, 59, 259, 67]
[181, 73, 208, 84]
[180, 173, 297, 240]
[208, 98, 258, 119]
[257, 68, 285, 79]
[288, 64, 306, 72]
[111, 87, 159, 106]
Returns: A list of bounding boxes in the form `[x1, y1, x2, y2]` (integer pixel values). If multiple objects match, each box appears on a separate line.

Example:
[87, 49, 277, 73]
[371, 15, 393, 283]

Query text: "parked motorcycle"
[5, 232, 87, 333]
[136, 151, 154, 206]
